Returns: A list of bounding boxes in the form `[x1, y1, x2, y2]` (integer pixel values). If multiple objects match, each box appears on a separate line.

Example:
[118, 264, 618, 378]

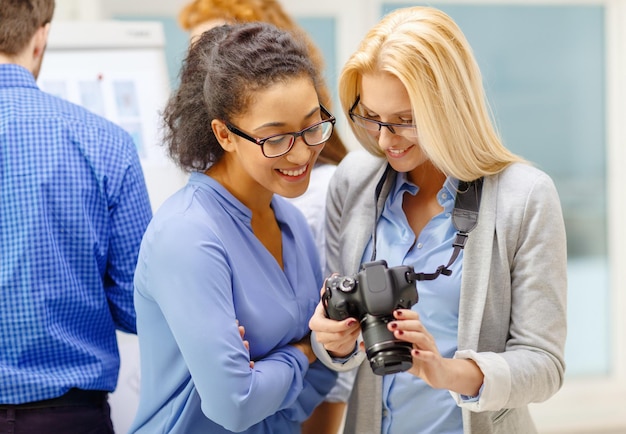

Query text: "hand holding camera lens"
[322, 260, 419, 375]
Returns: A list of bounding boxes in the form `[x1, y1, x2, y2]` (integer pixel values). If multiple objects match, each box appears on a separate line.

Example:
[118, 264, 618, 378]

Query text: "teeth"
[279, 166, 307, 177]
[388, 148, 406, 155]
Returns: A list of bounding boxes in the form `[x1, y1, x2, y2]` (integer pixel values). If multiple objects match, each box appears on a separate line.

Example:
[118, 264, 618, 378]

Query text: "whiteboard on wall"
[38, 20, 188, 212]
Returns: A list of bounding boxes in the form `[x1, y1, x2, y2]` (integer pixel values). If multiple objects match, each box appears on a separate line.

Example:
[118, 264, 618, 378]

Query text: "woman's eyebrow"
[253, 106, 320, 131]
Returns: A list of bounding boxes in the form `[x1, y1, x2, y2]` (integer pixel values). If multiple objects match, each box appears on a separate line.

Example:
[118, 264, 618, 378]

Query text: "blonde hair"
[179, 0, 347, 165]
[339, 6, 524, 180]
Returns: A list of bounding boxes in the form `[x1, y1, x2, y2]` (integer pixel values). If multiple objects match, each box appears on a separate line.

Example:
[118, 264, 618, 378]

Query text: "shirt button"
[446, 212, 451, 218]
[417, 243, 423, 249]
[441, 192, 448, 199]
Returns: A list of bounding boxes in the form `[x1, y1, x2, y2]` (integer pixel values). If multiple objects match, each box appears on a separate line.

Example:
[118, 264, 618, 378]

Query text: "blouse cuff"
[311, 331, 366, 372]
[448, 349, 511, 412]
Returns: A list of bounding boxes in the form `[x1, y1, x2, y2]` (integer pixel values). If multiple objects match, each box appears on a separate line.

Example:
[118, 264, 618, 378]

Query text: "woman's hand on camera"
[309, 298, 361, 358]
[389, 309, 483, 397]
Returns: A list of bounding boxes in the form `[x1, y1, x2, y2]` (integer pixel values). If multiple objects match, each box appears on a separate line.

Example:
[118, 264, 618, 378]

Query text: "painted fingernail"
[396, 330, 404, 335]
[412, 349, 419, 356]
[390, 322, 398, 329]
[395, 310, 403, 316]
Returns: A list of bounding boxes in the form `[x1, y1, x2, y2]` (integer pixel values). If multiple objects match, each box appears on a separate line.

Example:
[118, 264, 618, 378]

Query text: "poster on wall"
[38, 20, 188, 211]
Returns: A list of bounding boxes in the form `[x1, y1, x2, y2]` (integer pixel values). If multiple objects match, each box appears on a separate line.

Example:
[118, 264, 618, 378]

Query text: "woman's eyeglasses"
[349, 96, 417, 138]
[225, 105, 336, 158]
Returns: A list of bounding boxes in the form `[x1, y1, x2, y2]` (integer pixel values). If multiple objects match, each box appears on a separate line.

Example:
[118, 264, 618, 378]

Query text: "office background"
[50, 1, 626, 433]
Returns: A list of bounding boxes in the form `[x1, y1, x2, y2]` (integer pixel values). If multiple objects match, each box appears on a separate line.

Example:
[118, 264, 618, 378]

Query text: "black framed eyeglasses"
[225, 105, 336, 158]
[349, 96, 418, 137]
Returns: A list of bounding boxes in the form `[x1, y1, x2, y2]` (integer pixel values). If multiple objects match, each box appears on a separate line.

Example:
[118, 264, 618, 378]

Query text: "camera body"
[323, 260, 418, 375]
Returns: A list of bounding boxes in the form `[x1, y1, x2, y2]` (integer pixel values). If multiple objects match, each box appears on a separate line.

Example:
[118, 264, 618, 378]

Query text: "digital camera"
[322, 260, 419, 375]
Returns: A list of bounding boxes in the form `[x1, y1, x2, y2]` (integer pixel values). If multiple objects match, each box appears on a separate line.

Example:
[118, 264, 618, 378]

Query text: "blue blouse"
[130, 172, 336, 433]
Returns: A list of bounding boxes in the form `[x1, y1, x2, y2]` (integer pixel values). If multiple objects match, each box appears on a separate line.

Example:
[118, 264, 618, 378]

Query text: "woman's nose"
[285, 137, 315, 164]
[377, 125, 402, 148]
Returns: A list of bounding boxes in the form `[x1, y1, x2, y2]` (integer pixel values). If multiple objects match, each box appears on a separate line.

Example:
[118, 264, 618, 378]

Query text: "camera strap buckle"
[452, 232, 468, 249]
[406, 178, 483, 282]
[411, 264, 453, 282]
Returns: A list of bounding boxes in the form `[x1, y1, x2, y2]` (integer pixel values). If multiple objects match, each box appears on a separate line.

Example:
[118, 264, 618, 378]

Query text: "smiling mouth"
[278, 165, 307, 177]
[386, 146, 413, 157]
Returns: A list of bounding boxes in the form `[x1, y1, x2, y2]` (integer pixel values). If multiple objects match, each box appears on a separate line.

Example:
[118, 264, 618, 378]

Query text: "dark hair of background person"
[0, 0, 55, 55]
[178, 0, 348, 165]
[162, 22, 321, 172]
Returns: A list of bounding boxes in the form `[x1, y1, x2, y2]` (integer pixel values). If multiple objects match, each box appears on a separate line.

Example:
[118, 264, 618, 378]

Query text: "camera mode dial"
[338, 276, 356, 292]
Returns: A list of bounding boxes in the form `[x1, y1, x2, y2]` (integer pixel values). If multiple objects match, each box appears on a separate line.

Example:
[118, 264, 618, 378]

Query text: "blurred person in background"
[0, 0, 152, 433]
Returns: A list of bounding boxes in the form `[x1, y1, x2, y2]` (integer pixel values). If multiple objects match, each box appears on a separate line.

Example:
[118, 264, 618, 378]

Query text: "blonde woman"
[309, 6, 567, 433]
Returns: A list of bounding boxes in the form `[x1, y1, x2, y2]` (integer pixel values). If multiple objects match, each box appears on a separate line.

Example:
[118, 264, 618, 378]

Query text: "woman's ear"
[211, 119, 235, 152]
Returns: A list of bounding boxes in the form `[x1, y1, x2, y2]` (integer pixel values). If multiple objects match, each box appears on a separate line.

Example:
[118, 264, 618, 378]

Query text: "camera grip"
[323, 275, 357, 321]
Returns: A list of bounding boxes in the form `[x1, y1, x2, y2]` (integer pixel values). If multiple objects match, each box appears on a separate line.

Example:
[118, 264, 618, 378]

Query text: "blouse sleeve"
[142, 216, 314, 432]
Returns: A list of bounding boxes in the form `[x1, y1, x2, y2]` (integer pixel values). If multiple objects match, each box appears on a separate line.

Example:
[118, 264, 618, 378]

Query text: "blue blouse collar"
[391, 171, 459, 208]
[188, 171, 288, 226]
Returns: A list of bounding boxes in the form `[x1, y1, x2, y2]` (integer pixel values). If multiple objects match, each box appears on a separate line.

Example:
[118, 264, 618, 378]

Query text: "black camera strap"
[371, 164, 483, 282]
[409, 177, 483, 281]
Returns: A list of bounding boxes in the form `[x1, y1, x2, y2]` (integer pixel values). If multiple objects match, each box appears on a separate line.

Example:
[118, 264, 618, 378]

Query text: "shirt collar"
[0, 64, 38, 90]
[389, 172, 459, 201]
[389, 171, 459, 210]
[390, 171, 418, 203]
[188, 171, 289, 228]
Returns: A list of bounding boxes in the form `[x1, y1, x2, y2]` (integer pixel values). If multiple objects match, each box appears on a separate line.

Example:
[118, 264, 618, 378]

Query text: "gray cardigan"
[324, 150, 567, 434]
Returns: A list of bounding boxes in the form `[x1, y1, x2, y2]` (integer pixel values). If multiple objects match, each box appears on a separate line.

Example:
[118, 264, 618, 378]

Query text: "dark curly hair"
[162, 22, 321, 172]
[178, 0, 349, 165]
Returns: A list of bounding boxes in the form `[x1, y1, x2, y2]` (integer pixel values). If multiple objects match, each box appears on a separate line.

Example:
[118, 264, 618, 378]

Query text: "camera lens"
[368, 349, 413, 375]
[360, 314, 413, 375]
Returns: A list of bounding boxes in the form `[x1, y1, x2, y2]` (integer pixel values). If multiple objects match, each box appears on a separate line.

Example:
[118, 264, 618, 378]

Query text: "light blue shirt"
[130, 172, 336, 434]
[0, 64, 152, 404]
[362, 172, 464, 434]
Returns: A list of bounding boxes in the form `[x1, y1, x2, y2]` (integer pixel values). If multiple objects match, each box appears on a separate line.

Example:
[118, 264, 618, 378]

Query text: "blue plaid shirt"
[0, 64, 152, 404]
